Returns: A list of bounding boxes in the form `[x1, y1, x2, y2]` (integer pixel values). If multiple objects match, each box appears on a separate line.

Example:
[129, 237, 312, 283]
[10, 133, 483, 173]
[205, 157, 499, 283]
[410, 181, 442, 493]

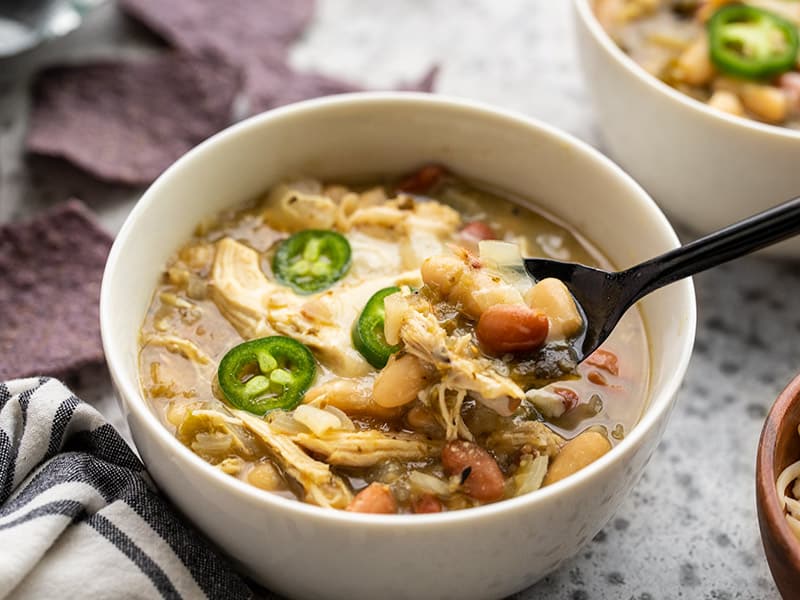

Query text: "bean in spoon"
[523, 196, 800, 362]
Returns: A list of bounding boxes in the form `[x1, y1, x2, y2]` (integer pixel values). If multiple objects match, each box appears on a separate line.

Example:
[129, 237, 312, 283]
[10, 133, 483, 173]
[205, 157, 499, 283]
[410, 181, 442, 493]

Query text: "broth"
[138, 167, 650, 513]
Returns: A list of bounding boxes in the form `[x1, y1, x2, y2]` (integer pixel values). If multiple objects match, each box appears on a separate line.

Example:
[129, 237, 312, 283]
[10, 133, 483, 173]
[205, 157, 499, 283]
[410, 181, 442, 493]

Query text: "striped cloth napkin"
[0, 377, 253, 599]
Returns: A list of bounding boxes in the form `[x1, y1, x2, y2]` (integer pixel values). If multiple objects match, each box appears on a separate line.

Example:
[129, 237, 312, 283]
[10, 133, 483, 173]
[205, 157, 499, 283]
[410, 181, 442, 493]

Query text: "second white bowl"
[573, 0, 800, 258]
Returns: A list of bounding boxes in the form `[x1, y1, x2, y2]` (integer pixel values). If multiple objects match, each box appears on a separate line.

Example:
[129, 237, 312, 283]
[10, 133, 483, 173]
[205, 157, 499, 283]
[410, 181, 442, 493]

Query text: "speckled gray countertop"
[0, 1, 796, 598]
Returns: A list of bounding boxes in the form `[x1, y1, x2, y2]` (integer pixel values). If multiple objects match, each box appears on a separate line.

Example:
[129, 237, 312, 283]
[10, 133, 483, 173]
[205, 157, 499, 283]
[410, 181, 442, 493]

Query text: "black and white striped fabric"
[0, 377, 253, 599]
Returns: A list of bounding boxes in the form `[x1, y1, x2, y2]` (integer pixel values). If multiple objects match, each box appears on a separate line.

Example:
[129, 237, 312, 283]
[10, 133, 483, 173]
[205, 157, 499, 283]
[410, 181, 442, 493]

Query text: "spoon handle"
[621, 196, 800, 300]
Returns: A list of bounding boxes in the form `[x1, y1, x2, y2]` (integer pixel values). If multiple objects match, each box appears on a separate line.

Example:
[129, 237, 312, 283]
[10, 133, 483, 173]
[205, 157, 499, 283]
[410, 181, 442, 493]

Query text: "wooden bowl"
[757, 374, 800, 598]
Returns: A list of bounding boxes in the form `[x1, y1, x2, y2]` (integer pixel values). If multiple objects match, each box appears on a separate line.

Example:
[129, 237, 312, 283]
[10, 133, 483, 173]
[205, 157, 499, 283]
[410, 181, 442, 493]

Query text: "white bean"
[524, 278, 583, 341]
[673, 37, 714, 86]
[372, 354, 433, 408]
[543, 431, 611, 486]
[740, 84, 788, 124]
[707, 90, 745, 117]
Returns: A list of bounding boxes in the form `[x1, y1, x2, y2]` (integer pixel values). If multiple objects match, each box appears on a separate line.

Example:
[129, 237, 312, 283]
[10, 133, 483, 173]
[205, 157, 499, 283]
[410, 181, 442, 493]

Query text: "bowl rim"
[572, 0, 800, 141]
[757, 373, 800, 569]
[101, 91, 697, 526]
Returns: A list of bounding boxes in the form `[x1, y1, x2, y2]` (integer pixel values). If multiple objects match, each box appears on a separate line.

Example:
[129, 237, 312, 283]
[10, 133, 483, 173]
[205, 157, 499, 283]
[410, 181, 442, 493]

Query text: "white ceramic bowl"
[100, 93, 696, 600]
[572, 0, 800, 258]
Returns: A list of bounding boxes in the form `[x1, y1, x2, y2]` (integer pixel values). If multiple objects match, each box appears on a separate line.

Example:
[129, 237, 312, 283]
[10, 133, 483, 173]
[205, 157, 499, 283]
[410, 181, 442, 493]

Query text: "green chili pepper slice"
[272, 230, 351, 294]
[708, 5, 799, 79]
[352, 286, 402, 369]
[217, 336, 316, 415]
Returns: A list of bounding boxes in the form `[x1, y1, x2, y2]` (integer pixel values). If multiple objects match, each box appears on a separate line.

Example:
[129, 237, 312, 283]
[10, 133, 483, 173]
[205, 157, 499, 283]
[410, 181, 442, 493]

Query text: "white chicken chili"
[596, 0, 800, 128]
[137, 166, 650, 513]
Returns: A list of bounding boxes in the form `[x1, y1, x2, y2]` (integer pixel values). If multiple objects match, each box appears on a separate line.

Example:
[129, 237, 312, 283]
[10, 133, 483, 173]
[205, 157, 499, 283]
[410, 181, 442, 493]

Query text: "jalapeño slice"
[217, 336, 316, 414]
[273, 230, 351, 294]
[352, 286, 401, 369]
[708, 5, 799, 79]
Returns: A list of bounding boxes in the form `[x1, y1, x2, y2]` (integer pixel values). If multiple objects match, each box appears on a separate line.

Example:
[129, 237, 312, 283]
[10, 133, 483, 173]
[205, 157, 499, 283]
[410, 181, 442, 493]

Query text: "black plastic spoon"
[523, 196, 800, 362]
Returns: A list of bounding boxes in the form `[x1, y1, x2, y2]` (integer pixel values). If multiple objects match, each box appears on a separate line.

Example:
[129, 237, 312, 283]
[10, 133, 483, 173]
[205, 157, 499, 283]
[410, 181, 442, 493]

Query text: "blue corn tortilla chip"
[0, 201, 113, 380]
[26, 53, 241, 185]
[120, 0, 315, 64]
[247, 62, 439, 113]
[119, 0, 437, 114]
[397, 65, 439, 93]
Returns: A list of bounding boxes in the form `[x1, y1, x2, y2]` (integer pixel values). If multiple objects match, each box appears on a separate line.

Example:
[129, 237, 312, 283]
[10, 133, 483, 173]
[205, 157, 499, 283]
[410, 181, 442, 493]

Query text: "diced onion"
[525, 388, 567, 419]
[408, 470, 451, 497]
[323, 405, 356, 431]
[293, 404, 342, 436]
[478, 240, 522, 268]
[383, 291, 408, 346]
[478, 239, 533, 295]
[268, 411, 311, 435]
[514, 455, 548, 496]
[192, 432, 233, 454]
[189, 408, 242, 425]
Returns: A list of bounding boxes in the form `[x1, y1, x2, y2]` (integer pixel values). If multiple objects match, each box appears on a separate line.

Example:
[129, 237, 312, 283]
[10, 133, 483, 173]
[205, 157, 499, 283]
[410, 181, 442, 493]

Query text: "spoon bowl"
[525, 196, 800, 361]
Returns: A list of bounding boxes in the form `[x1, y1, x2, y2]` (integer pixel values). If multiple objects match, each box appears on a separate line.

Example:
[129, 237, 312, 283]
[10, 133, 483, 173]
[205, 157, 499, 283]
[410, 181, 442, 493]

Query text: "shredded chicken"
[208, 237, 275, 338]
[145, 176, 622, 513]
[347, 205, 407, 231]
[426, 384, 473, 441]
[177, 408, 258, 461]
[235, 410, 353, 508]
[209, 238, 422, 378]
[291, 430, 442, 467]
[344, 196, 461, 241]
[397, 294, 526, 417]
[262, 181, 338, 232]
[142, 334, 211, 365]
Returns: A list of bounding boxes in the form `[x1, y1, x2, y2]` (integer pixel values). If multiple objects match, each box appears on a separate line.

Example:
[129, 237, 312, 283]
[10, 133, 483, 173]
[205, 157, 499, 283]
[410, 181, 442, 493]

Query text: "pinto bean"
[460, 221, 496, 242]
[552, 387, 580, 412]
[412, 494, 443, 514]
[397, 164, 446, 193]
[373, 354, 433, 408]
[587, 370, 608, 386]
[442, 440, 505, 502]
[542, 431, 611, 486]
[476, 304, 549, 355]
[346, 483, 397, 514]
[585, 349, 619, 376]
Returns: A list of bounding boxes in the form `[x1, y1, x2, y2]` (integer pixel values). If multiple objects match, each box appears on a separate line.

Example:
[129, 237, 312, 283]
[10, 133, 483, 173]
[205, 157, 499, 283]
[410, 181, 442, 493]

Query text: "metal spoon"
[523, 196, 800, 362]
